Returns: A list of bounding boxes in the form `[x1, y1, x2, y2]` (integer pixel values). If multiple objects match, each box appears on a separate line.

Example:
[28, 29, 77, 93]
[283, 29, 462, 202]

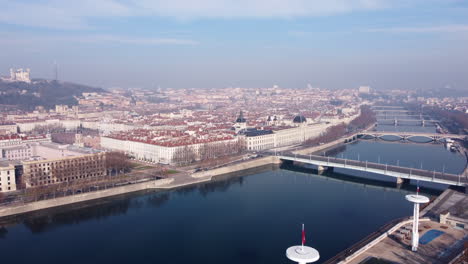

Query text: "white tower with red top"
[286, 224, 320, 264]
[405, 184, 429, 252]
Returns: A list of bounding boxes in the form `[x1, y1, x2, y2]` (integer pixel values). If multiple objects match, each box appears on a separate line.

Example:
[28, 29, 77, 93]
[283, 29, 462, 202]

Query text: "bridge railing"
[321, 216, 409, 264]
[278, 153, 467, 185]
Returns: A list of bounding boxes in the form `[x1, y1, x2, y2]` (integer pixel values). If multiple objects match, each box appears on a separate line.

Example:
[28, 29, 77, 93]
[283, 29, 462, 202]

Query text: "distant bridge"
[376, 119, 439, 127]
[276, 153, 467, 187]
[373, 109, 414, 113]
[371, 106, 405, 109]
[376, 114, 428, 118]
[358, 131, 466, 141]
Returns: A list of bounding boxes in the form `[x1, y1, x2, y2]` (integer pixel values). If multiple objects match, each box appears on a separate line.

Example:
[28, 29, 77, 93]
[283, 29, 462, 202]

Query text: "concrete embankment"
[0, 178, 173, 218]
[192, 156, 281, 178]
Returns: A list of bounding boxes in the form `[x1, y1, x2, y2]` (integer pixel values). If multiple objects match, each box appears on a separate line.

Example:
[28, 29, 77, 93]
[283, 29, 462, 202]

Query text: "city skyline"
[1, 0, 468, 90]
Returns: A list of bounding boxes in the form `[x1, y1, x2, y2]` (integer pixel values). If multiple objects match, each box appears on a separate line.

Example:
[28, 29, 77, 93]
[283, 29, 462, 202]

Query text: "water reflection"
[0, 166, 271, 236]
[22, 198, 136, 234]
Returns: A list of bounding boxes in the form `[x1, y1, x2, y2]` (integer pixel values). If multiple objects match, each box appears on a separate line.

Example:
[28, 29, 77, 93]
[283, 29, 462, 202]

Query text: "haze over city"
[1, 0, 468, 89]
[1, 1, 468, 264]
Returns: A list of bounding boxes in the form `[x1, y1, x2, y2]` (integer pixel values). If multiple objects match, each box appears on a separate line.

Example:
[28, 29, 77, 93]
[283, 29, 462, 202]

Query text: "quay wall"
[192, 156, 281, 178]
[0, 178, 173, 218]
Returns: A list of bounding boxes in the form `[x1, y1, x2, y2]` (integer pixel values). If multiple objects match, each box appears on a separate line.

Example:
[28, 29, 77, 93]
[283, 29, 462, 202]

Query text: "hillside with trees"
[0, 79, 105, 110]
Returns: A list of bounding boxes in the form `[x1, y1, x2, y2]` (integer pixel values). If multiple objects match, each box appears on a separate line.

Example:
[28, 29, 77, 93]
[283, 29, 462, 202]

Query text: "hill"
[0, 79, 106, 110]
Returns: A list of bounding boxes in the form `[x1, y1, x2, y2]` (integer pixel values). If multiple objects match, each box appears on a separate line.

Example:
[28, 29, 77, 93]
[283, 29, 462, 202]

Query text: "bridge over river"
[358, 131, 466, 141]
[275, 153, 468, 188]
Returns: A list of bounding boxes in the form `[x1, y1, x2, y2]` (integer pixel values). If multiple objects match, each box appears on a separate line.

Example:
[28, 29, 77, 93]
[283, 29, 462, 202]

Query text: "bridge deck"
[278, 154, 467, 186]
[359, 131, 465, 139]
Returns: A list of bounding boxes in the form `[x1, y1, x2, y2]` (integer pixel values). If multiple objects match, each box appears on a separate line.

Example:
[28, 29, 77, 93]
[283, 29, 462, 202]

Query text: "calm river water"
[0, 168, 423, 264]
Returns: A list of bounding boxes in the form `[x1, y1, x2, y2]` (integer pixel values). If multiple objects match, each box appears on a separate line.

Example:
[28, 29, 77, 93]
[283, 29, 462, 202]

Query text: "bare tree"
[173, 146, 197, 166]
[106, 151, 132, 175]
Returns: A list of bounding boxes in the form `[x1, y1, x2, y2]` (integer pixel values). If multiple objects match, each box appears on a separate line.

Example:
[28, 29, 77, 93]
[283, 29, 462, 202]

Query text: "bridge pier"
[317, 165, 334, 174]
[396, 177, 410, 188]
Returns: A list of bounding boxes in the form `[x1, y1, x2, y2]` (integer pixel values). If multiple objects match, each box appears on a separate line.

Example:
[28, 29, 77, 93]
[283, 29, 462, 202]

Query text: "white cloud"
[366, 25, 468, 33]
[0, 0, 392, 29]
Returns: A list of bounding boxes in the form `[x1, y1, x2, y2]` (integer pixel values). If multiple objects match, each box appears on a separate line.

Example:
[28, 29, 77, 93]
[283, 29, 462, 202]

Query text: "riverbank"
[0, 156, 280, 219]
[323, 188, 468, 264]
[0, 178, 172, 219]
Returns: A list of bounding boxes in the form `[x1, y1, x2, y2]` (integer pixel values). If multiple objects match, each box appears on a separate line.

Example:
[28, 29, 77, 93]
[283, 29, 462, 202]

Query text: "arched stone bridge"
[358, 131, 466, 142]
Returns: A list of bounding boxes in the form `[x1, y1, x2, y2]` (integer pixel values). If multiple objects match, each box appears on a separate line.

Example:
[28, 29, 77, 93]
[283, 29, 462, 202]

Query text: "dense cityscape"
[1, 1, 468, 264]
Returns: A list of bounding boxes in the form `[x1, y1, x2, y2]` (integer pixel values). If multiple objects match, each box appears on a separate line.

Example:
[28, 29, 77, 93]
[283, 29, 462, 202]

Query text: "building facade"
[1, 145, 32, 160]
[21, 152, 106, 188]
[9, 68, 31, 83]
[101, 136, 239, 164]
[0, 123, 17, 135]
[244, 124, 328, 151]
[0, 163, 16, 192]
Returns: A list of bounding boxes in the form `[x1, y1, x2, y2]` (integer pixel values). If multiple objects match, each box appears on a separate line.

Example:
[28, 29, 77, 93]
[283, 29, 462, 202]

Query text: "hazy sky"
[1, 0, 467, 90]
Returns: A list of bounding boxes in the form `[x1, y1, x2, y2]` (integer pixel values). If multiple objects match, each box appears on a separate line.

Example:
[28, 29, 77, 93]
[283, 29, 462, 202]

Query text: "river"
[0, 167, 422, 264]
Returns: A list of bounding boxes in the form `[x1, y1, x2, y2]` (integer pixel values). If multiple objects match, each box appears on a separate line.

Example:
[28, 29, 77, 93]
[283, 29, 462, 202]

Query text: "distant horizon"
[1, 0, 467, 90]
[2, 73, 468, 93]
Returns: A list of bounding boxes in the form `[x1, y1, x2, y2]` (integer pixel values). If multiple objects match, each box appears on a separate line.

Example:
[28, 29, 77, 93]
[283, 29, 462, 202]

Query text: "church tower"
[233, 110, 247, 133]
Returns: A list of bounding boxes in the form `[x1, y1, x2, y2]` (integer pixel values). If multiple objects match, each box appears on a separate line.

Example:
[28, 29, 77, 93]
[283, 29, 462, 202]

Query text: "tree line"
[304, 105, 376, 146]
[172, 140, 245, 166]
[348, 105, 376, 132]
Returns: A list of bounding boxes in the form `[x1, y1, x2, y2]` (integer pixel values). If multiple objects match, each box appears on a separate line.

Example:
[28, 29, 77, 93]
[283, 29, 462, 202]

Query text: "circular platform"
[405, 194, 429, 204]
[286, 245, 320, 263]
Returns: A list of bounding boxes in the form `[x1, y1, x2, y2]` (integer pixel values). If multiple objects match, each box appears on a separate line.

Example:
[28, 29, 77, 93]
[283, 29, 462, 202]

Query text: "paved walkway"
[158, 173, 212, 189]
[346, 221, 467, 264]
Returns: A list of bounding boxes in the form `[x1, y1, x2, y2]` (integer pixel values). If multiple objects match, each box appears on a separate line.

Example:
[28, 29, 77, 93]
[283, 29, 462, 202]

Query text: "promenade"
[324, 188, 468, 264]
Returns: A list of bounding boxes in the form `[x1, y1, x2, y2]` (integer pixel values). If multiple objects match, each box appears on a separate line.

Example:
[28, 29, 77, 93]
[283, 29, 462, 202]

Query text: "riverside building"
[0, 162, 16, 192]
[18, 143, 105, 188]
[0, 140, 106, 190]
[101, 129, 240, 164]
[239, 115, 329, 151]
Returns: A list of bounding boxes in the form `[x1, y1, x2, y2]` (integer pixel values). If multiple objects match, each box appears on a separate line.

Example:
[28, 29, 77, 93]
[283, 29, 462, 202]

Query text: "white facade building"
[101, 136, 239, 164]
[244, 124, 328, 151]
[0, 163, 16, 193]
[9, 68, 31, 83]
[0, 123, 17, 135]
[358, 86, 371, 94]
